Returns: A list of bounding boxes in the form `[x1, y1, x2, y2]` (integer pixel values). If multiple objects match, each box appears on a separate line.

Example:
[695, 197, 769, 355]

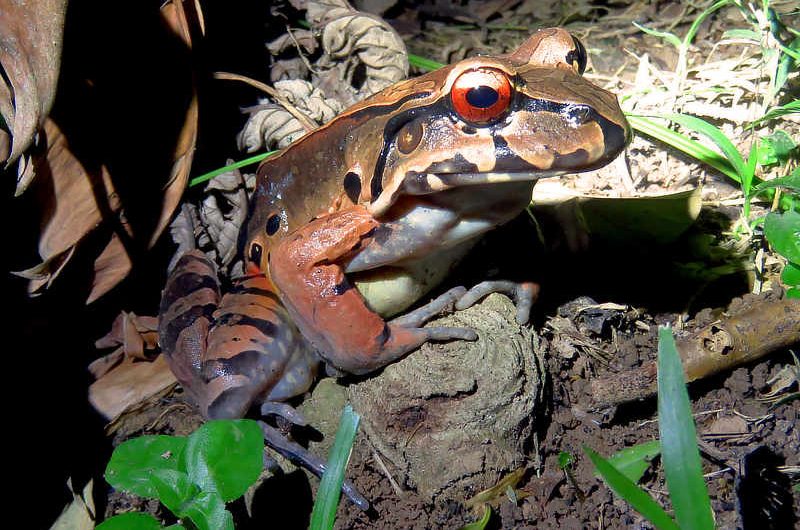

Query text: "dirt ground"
[9, 0, 798, 528]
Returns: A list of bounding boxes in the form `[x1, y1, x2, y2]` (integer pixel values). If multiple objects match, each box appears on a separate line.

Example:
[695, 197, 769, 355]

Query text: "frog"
[158, 27, 630, 508]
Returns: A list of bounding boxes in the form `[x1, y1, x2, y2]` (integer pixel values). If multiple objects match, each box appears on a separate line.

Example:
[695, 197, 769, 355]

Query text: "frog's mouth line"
[403, 170, 562, 195]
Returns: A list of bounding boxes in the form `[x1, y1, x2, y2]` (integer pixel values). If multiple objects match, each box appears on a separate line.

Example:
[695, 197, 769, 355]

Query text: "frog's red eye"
[450, 68, 512, 125]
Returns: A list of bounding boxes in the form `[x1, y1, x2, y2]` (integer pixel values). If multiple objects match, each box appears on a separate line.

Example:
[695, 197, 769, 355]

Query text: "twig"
[214, 71, 318, 132]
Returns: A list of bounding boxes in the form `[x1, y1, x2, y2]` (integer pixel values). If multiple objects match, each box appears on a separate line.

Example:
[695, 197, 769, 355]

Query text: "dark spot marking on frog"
[160, 303, 218, 355]
[492, 136, 539, 170]
[332, 279, 352, 295]
[377, 323, 391, 346]
[215, 313, 278, 338]
[228, 285, 282, 304]
[344, 172, 362, 203]
[204, 349, 279, 380]
[162, 272, 219, 308]
[371, 224, 392, 245]
[422, 153, 479, 175]
[552, 148, 589, 168]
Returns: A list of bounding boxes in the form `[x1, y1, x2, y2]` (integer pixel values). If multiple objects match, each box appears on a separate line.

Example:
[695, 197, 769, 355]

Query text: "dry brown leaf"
[703, 415, 751, 441]
[88, 354, 177, 421]
[0, 0, 67, 178]
[13, 118, 117, 295]
[88, 347, 126, 380]
[14, 0, 201, 302]
[94, 311, 159, 359]
[149, 0, 200, 250]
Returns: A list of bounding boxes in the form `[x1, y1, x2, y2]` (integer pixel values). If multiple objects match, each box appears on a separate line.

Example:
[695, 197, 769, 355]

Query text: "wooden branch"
[590, 298, 800, 408]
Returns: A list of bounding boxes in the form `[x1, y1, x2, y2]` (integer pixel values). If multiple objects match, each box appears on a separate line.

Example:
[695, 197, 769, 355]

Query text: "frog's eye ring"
[450, 68, 512, 125]
[567, 36, 587, 75]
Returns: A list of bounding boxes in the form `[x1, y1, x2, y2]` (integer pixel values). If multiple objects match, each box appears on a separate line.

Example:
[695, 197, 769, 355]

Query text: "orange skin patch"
[269, 206, 443, 374]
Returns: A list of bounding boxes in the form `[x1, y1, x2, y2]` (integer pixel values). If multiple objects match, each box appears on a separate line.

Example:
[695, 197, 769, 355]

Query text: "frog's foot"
[456, 281, 540, 324]
[390, 286, 466, 327]
[261, 401, 308, 427]
[259, 421, 370, 511]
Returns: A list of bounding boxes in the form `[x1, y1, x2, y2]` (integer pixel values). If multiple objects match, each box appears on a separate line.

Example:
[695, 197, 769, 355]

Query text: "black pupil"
[466, 86, 498, 108]
[266, 214, 281, 235]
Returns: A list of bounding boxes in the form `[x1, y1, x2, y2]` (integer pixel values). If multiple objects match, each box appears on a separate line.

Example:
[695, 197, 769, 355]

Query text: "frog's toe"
[424, 326, 478, 342]
[456, 281, 539, 324]
[390, 286, 467, 327]
[260, 401, 307, 427]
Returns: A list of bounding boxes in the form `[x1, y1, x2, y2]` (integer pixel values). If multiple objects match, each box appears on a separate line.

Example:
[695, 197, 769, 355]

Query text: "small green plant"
[100, 419, 264, 530]
[585, 327, 715, 530]
[309, 405, 361, 530]
[101, 408, 362, 530]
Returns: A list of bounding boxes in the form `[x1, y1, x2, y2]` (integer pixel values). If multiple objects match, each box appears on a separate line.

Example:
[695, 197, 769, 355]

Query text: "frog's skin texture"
[158, 27, 630, 508]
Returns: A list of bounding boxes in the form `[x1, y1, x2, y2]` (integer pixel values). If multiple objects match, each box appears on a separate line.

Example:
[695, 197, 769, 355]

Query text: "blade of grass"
[189, 151, 277, 187]
[657, 327, 715, 530]
[662, 113, 747, 179]
[627, 115, 739, 182]
[309, 405, 361, 530]
[408, 53, 445, 72]
[584, 446, 680, 530]
[748, 100, 800, 128]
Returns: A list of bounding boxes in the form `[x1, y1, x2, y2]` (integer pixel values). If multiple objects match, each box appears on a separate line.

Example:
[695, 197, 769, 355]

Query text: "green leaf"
[558, 451, 575, 469]
[663, 113, 747, 180]
[764, 210, 800, 263]
[684, 0, 729, 46]
[721, 28, 761, 41]
[584, 446, 680, 530]
[183, 419, 263, 502]
[782, 262, 800, 288]
[633, 22, 681, 48]
[626, 115, 739, 182]
[788, 287, 800, 299]
[748, 100, 800, 127]
[756, 131, 797, 167]
[180, 491, 234, 530]
[459, 505, 492, 530]
[753, 167, 800, 194]
[96, 513, 169, 530]
[150, 469, 200, 517]
[310, 405, 361, 530]
[657, 327, 715, 530]
[605, 440, 661, 484]
[105, 436, 187, 498]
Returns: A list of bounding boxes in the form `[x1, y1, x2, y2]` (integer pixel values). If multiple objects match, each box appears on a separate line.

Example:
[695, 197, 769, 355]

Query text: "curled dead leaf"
[321, 11, 408, 96]
[0, 0, 66, 178]
[200, 167, 250, 268]
[238, 80, 342, 152]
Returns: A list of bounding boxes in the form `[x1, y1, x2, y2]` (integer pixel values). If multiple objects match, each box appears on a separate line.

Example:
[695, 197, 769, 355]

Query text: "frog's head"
[365, 27, 630, 215]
